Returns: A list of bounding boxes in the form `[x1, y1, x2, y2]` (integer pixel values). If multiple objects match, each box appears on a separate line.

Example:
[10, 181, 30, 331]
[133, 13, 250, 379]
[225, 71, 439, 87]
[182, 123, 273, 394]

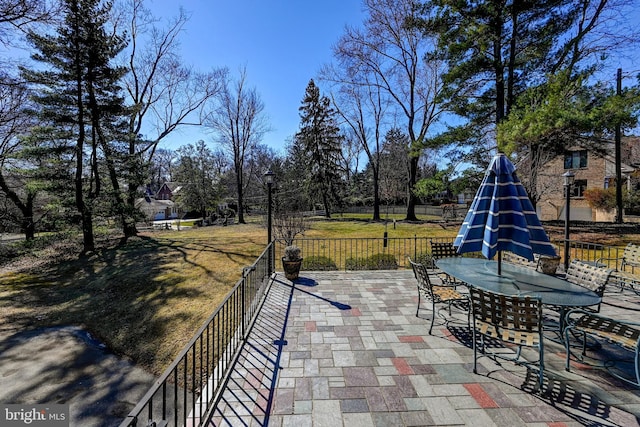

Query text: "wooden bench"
[564, 309, 640, 387]
[597, 243, 640, 294]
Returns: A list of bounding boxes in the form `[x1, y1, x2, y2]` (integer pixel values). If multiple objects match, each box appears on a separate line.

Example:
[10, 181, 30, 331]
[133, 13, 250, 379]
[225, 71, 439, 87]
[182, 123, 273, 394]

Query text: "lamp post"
[563, 171, 575, 272]
[264, 170, 274, 273]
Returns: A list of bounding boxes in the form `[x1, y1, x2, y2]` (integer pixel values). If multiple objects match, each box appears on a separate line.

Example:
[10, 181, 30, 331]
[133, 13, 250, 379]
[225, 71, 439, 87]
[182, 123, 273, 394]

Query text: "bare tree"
[147, 148, 176, 190]
[205, 67, 270, 224]
[0, 0, 56, 47]
[118, 0, 227, 236]
[324, 68, 387, 220]
[0, 76, 41, 238]
[330, 0, 448, 221]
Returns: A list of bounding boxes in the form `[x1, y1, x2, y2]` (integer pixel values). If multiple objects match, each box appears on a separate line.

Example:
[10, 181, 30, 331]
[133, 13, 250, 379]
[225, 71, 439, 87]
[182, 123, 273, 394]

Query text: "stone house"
[532, 139, 638, 222]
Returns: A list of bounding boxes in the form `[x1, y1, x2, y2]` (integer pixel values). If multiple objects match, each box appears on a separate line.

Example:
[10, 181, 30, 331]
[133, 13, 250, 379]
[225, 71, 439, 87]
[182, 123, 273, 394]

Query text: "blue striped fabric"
[454, 153, 557, 261]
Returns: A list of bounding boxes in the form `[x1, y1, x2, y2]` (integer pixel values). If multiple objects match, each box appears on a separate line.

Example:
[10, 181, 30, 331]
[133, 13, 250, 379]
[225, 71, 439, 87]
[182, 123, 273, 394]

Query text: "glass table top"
[436, 257, 601, 308]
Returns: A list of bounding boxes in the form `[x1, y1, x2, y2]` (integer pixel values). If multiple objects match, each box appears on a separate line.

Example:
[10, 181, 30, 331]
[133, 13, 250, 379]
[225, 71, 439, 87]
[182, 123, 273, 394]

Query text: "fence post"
[241, 268, 247, 338]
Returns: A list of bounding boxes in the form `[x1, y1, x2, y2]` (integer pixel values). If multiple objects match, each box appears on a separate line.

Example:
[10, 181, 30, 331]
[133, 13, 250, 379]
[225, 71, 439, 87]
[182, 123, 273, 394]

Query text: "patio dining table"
[436, 257, 601, 307]
[435, 257, 601, 336]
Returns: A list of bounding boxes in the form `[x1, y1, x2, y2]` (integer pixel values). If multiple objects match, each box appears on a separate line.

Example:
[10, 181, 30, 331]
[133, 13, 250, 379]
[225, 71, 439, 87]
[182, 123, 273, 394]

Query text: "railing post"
[241, 269, 247, 338]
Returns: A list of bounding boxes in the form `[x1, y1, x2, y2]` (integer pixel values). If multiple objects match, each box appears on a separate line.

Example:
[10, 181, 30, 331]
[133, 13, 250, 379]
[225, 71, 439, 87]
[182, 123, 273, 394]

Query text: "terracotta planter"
[538, 256, 561, 275]
[282, 258, 303, 281]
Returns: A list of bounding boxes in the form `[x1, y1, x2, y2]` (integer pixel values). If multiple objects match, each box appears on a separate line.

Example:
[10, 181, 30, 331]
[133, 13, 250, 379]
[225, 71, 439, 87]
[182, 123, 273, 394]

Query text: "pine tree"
[21, 0, 128, 254]
[423, 0, 575, 132]
[294, 80, 344, 217]
[173, 140, 222, 220]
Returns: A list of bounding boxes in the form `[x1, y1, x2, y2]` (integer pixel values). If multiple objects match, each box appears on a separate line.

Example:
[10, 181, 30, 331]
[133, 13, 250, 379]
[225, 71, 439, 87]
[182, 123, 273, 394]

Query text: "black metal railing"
[271, 236, 626, 272]
[273, 236, 457, 271]
[556, 239, 624, 269]
[120, 244, 274, 427]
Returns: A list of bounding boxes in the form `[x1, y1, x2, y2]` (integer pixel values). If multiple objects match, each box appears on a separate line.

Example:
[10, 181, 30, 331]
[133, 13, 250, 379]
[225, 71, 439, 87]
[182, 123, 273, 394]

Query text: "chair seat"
[433, 286, 466, 302]
[564, 309, 640, 387]
[572, 314, 640, 351]
[475, 320, 542, 347]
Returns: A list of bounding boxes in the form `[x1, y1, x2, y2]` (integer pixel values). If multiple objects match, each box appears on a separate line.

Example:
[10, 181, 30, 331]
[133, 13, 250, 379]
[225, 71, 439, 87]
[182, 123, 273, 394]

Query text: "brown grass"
[0, 215, 637, 376]
[0, 224, 265, 376]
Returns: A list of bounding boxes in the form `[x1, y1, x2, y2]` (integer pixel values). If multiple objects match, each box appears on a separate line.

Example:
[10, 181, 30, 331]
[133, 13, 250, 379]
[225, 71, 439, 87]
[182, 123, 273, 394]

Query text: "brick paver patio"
[210, 270, 640, 426]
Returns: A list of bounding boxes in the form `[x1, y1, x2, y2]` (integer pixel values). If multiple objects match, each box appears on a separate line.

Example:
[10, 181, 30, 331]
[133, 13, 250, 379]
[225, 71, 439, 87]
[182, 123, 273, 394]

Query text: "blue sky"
[148, 0, 366, 154]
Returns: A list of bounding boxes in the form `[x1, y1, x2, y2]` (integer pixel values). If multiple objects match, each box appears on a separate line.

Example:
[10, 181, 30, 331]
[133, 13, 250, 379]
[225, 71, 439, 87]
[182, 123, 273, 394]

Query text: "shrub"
[346, 253, 398, 270]
[584, 188, 616, 211]
[412, 252, 433, 266]
[302, 256, 338, 271]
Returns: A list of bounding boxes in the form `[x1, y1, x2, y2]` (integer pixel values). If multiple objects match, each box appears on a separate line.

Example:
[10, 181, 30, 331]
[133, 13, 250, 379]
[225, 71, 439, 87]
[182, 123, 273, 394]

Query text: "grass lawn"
[0, 213, 634, 376]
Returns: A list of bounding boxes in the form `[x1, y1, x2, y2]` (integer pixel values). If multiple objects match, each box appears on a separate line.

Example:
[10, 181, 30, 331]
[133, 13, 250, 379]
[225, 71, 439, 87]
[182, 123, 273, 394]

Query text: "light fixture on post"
[563, 171, 575, 272]
[264, 169, 275, 274]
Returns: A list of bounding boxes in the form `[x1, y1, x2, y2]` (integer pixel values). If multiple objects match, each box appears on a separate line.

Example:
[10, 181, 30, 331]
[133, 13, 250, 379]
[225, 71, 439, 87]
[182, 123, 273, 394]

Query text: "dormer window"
[564, 150, 587, 169]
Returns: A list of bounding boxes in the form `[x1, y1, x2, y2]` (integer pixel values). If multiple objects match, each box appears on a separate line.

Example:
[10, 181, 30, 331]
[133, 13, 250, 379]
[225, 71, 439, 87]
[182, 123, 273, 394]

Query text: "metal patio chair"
[565, 309, 640, 388]
[563, 259, 613, 313]
[409, 258, 469, 335]
[469, 287, 545, 391]
[429, 240, 464, 286]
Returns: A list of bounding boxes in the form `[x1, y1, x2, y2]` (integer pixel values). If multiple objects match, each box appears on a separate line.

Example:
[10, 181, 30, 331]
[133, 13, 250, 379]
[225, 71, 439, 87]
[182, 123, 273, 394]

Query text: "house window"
[564, 150, 587, 169]
[572, 179, 587, 197]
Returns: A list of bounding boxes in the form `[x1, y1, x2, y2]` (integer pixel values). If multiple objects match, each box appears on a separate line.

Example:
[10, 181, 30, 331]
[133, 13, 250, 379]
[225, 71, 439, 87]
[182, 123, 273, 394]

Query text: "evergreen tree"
[420, 0, 575, 144]
[173, 141, 222, 220]
[378, 128, 410, 207]
[418, 0, 638, 163]
[294, 80, 344, 217]
[21, 0, 128, 254]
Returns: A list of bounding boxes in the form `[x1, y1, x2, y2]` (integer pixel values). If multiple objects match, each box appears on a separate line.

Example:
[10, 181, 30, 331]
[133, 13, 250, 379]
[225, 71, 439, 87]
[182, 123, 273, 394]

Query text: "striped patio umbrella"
[454, 153, 557, 274]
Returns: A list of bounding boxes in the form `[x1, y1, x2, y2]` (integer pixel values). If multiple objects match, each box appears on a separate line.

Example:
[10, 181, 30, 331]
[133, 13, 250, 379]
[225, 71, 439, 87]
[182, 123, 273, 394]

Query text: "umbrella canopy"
[454, 153, 557, 267]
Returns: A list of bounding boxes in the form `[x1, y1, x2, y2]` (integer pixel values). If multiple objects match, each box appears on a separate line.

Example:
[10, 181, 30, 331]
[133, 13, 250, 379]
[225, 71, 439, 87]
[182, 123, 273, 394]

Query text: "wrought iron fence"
[556, 239, 624, 269]
[273, 236, 457, 271]
[120, 244, 274, 427]
[272, 237, 626, 272]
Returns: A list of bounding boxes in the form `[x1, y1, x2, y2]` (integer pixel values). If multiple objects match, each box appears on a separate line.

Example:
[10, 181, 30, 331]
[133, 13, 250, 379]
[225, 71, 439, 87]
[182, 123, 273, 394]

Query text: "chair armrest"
[594, 256, 622, 266]
[565, 308, 640, 327]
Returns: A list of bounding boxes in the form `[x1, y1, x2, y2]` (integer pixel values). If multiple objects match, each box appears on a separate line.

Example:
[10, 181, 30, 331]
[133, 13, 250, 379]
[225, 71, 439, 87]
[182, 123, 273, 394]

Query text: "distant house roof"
[135, 198, 174, 209]
[155, 182, 183, 199]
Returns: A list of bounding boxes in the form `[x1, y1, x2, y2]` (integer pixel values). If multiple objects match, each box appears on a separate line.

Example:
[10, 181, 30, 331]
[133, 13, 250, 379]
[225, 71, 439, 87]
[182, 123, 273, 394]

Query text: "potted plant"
[273, 211, 307, 281]
[538, 255, 561, 275]
[282, 244, 303, 280]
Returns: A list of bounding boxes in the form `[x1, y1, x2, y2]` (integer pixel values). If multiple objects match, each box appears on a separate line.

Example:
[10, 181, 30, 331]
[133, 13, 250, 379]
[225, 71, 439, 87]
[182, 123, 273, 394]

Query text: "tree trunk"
[372, 166, 381, 221]
[22, 217, 35, 241]
[322, 192, 331, 218]
[237, 186, 245, 224]
[405, 156, 419, 221]
[80, 204, 95, 254]
[493, 14, 505, 123]
[0, 174, 37, 241]
[235, 160, 245, 224]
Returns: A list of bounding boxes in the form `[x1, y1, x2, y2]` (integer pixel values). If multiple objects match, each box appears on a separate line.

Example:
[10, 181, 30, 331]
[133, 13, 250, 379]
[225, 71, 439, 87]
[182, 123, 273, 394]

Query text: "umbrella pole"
[498, 251, 502, 275]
